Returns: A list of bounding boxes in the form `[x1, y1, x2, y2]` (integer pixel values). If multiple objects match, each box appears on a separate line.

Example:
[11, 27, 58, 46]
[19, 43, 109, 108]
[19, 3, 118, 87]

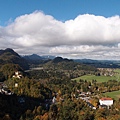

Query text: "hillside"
[0, 48, 29, 70]
[43, 57, 97, 71]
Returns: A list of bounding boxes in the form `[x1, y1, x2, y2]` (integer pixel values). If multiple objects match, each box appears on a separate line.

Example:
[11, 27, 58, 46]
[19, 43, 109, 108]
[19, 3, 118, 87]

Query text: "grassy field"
[72, 69, 120, 83]
[114, 69, 120, 73]
[103, 90, 120, 100]
[72, 74, 118, 83]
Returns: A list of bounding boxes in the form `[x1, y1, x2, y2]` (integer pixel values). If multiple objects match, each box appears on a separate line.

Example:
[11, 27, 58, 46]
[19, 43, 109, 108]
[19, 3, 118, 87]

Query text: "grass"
[72, 74, 118, 83]
[72, 69, 120, 100]
[114, 69, 120, 73]
[103, 90, 120, 100]
[72, 69, 120, 83]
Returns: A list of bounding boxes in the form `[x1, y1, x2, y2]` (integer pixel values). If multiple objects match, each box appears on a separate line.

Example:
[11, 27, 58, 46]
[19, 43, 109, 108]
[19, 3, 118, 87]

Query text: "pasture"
[72, 68, 120, 83]
[103, 90, 120, 100]
[72, 74, 119, 83]
[114, 69, 120, 73]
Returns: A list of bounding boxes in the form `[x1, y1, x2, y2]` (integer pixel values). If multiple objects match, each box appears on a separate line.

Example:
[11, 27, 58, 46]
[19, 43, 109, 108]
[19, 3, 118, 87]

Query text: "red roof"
[100, 97, 113, 101]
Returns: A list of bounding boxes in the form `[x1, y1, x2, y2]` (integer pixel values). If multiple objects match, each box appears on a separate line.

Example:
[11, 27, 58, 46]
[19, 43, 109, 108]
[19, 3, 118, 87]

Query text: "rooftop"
[100, 97, 113, 101]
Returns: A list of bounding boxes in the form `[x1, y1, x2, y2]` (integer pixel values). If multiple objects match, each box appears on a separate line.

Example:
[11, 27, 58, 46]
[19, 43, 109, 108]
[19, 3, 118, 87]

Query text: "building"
[52, 96, 56, 103]
[99, 97, 113, 106]
[13, 71, 22, 79]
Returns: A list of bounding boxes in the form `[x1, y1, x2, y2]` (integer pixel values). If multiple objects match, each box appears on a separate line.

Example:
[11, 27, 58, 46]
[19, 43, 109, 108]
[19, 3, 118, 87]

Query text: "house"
[52, 96, 56, 103]
[13, 71, 22, 79]
[15, 83, 18, 87]
[0, 87, 13, 95]
[99, 97, 113, 106]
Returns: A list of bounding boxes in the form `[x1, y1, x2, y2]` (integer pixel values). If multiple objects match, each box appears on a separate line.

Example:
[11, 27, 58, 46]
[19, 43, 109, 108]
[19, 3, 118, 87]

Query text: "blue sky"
[0, 0, 120, 25]
[0, 0, 120, 60]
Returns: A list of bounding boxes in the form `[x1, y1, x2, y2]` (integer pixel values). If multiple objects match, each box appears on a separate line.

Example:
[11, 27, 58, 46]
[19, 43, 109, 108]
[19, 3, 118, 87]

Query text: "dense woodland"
[1, 49, 120, 120]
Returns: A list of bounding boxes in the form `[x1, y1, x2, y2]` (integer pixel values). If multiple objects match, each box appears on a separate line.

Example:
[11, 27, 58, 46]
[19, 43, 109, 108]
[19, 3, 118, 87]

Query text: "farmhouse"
[99, 97, 113, 106]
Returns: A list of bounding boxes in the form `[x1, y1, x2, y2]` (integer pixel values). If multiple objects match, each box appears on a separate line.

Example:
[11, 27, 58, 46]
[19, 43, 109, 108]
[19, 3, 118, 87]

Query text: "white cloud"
[5, 11, 66, 47]
[1, 11, 120, 59]
[65, 14, 120, 45]
[49, 45, 120, 60]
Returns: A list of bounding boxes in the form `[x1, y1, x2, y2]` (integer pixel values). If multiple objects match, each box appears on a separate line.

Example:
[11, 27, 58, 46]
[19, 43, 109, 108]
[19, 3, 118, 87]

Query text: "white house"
[99, 97, 113, 106]
[52, 96, 56, 103]
[13, 71, 22, 79]
[15, 83, 18, 87]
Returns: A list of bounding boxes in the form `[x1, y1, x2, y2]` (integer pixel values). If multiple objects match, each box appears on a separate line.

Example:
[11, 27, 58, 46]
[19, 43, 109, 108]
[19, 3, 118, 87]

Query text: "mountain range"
[0, 48, 120, 70]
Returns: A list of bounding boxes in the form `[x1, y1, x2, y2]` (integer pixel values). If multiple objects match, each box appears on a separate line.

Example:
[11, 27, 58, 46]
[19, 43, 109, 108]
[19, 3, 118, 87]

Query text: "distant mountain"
[23, 54, 43, 60]
[41, 55, 55, 60]
[0, 48, 29, 70]
[52, 57, 73, 63]
[74, 59, 120, 68]
[23, 54, 55, 60]
[23, 54, 51, 65]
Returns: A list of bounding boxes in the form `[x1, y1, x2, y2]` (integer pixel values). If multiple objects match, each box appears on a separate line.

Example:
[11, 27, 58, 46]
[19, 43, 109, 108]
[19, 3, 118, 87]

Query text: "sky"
[0, 0, 120, 60]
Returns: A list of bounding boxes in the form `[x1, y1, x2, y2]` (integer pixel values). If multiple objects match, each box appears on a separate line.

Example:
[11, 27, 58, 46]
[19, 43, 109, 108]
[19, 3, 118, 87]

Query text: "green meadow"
[114, 69, 120, 73]
[72, 74, 118, 83]
[103, 90, 120, 100]
[72, 69, 120, 83]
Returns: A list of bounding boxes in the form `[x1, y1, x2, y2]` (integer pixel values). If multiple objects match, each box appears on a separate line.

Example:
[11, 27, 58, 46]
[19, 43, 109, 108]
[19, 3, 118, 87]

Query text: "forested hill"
[43, 57, 97, 71]
[74, 59, 120, 68]
[0, 48, 29, 70]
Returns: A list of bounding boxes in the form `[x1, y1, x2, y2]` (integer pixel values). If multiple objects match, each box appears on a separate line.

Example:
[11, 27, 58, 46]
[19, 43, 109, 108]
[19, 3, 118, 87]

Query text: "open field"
[72, 74, 119, 83]
[103, 90, 120, 100]
[72, 69, 120, 83]
[114, 68, 120, 73]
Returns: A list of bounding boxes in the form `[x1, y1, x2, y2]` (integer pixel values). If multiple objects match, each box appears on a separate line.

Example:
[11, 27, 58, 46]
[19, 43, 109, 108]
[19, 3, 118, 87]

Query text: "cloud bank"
[1, 11, 120, 60]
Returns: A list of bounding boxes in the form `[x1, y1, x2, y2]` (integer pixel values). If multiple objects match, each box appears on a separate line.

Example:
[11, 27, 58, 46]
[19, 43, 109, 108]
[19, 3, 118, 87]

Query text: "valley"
[0, 48, 120, 120]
